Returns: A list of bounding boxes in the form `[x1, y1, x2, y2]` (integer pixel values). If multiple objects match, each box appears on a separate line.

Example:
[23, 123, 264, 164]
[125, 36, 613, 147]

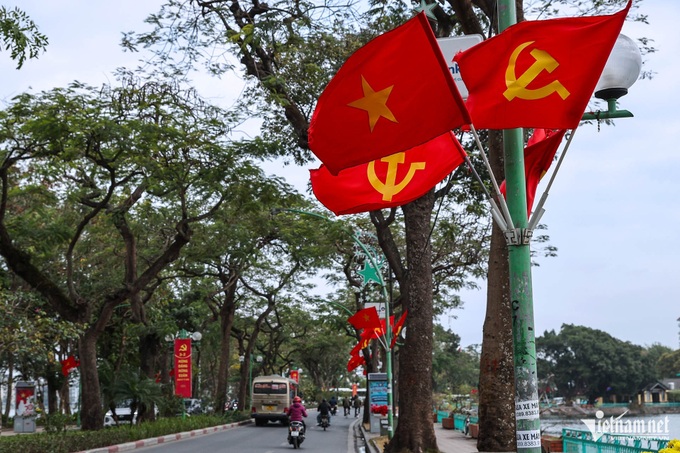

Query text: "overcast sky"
[2, 1, 678, 351]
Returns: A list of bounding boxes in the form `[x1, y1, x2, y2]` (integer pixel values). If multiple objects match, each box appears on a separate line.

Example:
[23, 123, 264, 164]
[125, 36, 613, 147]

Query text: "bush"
[0, 413, 250, 453]
[667, 390, 680, 403]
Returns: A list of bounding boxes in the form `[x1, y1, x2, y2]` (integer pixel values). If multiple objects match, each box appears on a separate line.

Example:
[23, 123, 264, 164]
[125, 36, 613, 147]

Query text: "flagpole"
[496, 1, 542, 452]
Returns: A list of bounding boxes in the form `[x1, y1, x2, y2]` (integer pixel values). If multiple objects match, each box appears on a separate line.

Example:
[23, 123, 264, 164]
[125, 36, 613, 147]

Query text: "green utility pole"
[497, 1, 542, 452]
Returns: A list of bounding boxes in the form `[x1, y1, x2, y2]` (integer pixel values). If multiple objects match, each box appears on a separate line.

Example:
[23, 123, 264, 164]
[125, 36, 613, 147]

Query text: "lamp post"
[165, 329, 202, 419]
[240, 353, 263, 411]
[495, 2, 640, 451]
[272, 208, 395, 439]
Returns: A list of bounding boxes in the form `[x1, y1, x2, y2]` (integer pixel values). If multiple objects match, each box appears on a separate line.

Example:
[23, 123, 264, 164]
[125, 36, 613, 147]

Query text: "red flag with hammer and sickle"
[308, 12, 470, 175]
[454, 0, 631, 130]
[310, 132, 467, 216]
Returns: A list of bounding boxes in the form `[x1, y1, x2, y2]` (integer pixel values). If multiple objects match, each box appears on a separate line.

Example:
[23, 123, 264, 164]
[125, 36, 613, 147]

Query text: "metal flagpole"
[496, 1, 543, 452]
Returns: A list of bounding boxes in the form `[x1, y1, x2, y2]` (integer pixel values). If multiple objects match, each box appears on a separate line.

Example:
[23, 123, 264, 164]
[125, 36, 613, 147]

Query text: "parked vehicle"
[287, 420, 306, 448]
[184, 398, 202, 414]
[104, 399, 135, 427]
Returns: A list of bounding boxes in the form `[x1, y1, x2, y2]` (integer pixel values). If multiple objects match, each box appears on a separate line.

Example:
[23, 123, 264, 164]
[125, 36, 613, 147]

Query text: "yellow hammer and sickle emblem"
[504, 41, 570, 101]
[367, 153, 426, 202]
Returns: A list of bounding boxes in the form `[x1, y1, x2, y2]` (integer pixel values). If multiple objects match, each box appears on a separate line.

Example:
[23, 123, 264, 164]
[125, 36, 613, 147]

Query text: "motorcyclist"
[329, 396, 338, 415]
[316, 398, 331, 426]
[288, 396, 308, 430]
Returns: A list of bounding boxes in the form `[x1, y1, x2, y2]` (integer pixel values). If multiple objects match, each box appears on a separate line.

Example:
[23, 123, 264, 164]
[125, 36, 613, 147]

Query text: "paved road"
[134, 413, 360, 453]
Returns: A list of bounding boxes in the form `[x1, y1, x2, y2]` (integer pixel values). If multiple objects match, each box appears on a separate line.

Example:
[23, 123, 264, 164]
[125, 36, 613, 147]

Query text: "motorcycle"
[319, 413, 330, 431]
[330, 404, 337, 416]
[288, 420, 306, 449]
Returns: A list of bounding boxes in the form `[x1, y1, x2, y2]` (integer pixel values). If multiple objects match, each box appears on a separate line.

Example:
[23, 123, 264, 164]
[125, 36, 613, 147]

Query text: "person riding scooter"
[288, 396, 308, 430]
[316, 398, 331, 426]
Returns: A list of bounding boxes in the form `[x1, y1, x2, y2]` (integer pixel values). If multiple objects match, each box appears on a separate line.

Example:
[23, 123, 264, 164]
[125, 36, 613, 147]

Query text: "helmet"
[293, 396, 301, 403]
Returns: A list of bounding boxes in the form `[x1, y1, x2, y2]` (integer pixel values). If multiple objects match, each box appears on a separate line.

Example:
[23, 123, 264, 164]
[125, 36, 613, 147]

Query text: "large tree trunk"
[216, 303, 236, 414]
[477, 131, 516, 450]
[79, 329, 103, 430]
[386, 192, 437, 453]
[138, 332, 160, 422]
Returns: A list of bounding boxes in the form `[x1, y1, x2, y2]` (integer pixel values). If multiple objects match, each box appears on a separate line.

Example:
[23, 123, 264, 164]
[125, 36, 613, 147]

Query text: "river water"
[541, 413, 680, 440]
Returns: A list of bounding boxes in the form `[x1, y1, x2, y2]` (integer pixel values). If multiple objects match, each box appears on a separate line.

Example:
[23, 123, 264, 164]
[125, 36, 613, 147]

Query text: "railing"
[562, 428, 669, 453]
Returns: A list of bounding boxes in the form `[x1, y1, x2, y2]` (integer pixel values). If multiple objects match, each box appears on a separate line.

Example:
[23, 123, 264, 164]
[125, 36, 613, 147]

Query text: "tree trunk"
[386, 192, 437, 453]
[215, 303, 236, 415]
[477, 131, 516, 451]
[79, 329, 103, 430]
[46, 372, 59, 414]
[138, 332, 160, 422]
[4, 355, 13, 421]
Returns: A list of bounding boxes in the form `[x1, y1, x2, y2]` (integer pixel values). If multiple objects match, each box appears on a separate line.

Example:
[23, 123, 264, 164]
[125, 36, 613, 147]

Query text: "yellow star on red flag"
[347, 76, 397, 132]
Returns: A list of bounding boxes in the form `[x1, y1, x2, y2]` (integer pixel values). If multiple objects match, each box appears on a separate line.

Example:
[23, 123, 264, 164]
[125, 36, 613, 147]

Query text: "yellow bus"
[251, 375, 299, 426]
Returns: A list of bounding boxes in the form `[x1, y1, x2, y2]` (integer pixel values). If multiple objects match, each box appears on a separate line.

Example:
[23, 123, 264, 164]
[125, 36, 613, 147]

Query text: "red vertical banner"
[352, 383, 358, 398]
[290, 370, 299, 383]
[174, 338, 192, 398]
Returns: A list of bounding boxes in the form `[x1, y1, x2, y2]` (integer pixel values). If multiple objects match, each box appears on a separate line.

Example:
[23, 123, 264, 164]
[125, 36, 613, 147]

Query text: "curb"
[359, 421, 380, 453]
[79, 419, 252, 453]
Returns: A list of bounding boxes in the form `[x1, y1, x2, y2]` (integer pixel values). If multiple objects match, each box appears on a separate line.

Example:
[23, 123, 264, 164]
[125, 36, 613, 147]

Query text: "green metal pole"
[497, 1, 542, 452]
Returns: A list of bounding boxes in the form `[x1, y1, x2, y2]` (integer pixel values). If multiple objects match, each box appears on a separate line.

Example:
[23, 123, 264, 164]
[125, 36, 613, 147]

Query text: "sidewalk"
[362, 422, 478, 453]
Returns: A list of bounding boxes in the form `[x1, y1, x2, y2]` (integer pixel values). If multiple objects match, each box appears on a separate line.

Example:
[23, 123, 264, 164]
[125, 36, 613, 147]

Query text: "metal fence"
[563, 428, 669, 453]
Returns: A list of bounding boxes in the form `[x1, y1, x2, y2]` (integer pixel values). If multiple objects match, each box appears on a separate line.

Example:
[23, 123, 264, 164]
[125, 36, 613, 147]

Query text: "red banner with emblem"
[174, 338, 192, 398]
[290, 370, 299, 383]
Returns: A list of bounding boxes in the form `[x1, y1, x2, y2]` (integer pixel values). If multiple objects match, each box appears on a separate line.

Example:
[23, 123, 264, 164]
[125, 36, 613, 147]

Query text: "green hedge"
[668, 390, 680, 403]
[0, 412, 250, 453]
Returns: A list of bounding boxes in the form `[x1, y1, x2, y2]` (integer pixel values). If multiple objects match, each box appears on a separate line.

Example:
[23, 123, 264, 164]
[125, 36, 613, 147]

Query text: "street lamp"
[240, 354, 263, 411]
[583, 33, 642, 120]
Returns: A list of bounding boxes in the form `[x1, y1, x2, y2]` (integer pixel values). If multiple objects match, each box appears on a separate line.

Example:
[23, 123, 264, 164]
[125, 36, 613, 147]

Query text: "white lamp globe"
[594, 34, 642, 100]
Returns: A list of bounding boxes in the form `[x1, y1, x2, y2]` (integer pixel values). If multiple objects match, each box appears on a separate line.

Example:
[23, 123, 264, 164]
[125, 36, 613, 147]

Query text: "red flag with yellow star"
[453, 1, 631, 129]
[348, 307, 382, 331]
[310, 132, 467, 215]
[308, 12, 470, 175]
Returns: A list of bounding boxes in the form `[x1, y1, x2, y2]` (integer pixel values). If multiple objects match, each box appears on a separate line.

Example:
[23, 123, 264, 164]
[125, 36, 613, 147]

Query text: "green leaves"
[0, 6, 49, 69]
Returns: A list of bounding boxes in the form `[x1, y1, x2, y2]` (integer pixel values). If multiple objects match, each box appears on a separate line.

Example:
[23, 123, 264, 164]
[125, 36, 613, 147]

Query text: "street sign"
[436, 35, 483, 99]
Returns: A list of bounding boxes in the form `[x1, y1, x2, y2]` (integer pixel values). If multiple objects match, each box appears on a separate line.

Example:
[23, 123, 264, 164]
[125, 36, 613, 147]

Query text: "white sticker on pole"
[516, 430, 542, 448]
[436, 35, 483, 100]
[515, 399, 540, 420]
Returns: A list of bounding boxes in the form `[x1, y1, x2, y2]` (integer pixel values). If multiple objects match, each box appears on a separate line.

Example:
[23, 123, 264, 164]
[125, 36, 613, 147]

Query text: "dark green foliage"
[536, 324, 657, 403]
[0, 6, 48, 69]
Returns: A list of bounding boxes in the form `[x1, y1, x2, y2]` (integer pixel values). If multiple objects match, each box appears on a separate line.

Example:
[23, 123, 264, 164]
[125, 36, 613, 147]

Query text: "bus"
[251, 375, 299, 426]
[329, 387, 366, 399]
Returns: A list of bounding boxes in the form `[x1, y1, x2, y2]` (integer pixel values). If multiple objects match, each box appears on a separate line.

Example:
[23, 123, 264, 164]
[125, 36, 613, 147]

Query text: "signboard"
[367, 373, 388, 407]
[366, 302, 386, 319]
[174, 338, 192, 398]
[436, 35, 483, 99]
